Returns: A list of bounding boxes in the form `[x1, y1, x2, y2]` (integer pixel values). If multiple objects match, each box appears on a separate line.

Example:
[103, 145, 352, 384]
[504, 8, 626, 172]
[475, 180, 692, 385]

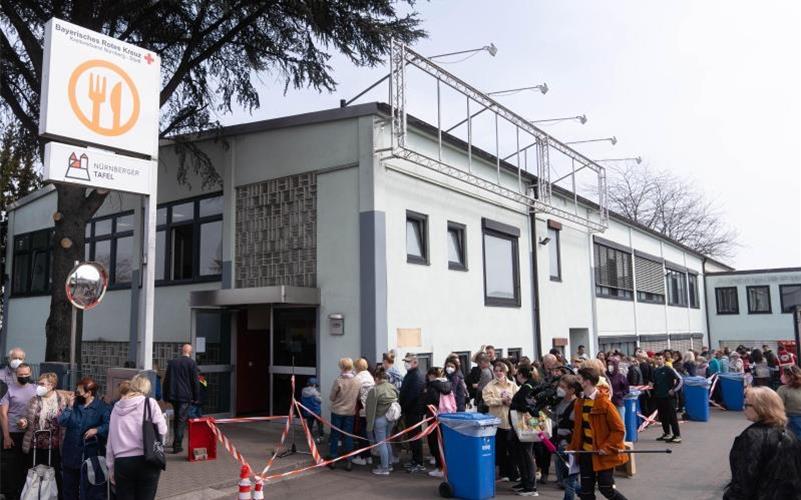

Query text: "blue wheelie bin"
[719, 372, 745, 411]
[683, 376, 711, 422]
[624, 391, 641, 442]
[437, 413, 501, 500]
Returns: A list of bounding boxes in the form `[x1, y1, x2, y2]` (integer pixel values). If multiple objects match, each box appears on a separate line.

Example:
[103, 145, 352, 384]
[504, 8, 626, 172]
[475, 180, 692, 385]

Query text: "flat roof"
[706, 267, 801, 277]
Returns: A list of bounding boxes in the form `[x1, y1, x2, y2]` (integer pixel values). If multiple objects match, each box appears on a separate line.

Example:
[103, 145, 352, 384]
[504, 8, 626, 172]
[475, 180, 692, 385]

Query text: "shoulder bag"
[142, 397, 166, 470]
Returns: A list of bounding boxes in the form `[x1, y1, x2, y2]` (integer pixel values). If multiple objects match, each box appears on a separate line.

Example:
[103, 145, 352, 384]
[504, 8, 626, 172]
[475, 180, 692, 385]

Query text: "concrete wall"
[707, 270, 801, 346]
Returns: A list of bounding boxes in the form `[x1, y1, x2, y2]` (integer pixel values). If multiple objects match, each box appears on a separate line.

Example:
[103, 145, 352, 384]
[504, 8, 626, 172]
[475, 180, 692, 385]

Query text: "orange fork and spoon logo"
[68, 59, 140, 136]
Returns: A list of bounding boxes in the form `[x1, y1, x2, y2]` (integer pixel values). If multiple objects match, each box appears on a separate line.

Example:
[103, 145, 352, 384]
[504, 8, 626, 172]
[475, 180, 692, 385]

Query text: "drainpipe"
[702, 257, 713, 349]
[529, 213, 543, 359]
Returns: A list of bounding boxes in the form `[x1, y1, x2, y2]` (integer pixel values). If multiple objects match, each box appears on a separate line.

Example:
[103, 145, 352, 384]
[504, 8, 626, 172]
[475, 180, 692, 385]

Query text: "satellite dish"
[65, 262, 108, 310]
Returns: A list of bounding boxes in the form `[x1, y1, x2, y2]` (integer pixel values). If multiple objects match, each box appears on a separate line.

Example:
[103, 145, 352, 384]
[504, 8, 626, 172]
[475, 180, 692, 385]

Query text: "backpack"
[438, 391, 457, 414]
[385, 401, 402, 422]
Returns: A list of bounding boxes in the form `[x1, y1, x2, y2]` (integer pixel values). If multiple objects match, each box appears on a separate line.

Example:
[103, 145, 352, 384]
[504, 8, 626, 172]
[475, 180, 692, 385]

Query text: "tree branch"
[0, 0, 44, 81]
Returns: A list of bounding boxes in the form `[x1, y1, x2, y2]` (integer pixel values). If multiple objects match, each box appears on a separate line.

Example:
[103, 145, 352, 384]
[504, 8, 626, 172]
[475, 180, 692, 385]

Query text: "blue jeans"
[617, 406, 626, 420]
[329, 413, 354, 460]
[556, 450, 579, 500]
[788, 415, 801, 440]
[371, 416, 394, 470]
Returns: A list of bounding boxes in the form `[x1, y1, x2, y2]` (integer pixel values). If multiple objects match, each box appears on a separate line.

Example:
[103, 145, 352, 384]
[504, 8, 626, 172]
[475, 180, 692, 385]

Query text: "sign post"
[39, 18, 161, 370]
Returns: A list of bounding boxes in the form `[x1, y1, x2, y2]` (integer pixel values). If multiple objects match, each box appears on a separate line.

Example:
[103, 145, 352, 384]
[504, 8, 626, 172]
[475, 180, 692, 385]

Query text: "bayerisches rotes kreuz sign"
[39, 18, 161, 158]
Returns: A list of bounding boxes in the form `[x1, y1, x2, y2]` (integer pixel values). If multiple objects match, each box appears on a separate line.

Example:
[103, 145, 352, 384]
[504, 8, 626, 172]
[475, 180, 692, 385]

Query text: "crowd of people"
[0, 345, 198, 500]
[4, 340, 801, 499]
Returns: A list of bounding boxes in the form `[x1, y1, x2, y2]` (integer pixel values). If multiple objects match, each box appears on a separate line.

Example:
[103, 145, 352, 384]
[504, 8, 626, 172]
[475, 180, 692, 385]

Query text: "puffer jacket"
[724, 423, 801, 500]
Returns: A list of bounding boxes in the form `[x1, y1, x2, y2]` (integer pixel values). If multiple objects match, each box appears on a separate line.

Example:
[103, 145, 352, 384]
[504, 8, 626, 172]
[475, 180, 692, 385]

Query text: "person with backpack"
[724, 386, 801, 500]
[483, 361, 519, 483]
[365, 367, 400, 476]
[422, 367, 455, 478]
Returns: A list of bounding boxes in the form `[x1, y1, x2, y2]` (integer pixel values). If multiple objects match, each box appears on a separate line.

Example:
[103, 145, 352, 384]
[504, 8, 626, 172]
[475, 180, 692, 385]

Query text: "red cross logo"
[144, 53, 154, 65]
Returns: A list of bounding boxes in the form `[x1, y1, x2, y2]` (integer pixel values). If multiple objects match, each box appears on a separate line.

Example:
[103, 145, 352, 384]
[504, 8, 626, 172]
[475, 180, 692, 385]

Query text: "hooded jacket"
[106, 396, 167, 477]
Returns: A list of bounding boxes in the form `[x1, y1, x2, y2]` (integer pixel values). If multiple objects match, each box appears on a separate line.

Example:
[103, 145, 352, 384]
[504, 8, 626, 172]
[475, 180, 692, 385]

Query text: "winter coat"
[365, 382, 399, 433]
[482, 377, 518, 429]
[446, 370, 467, 412]
[300, 386, 322, 417]
[568, 390, 628, 472]
[626, 364, 643, 387]
[399, 367, 425, 416]
[422, 378, 453, 413]
[58, 397, 111, 469]
[723, 422, 801, 500]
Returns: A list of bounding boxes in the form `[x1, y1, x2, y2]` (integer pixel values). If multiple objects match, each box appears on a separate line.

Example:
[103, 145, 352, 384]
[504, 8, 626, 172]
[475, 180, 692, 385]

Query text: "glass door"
[270, 307, 317, 415]
[194, 309, 234, 415]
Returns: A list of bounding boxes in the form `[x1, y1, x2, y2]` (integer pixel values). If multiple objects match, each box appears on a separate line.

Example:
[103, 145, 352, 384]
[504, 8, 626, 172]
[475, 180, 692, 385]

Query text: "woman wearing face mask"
[59, 377, 111, 500]
[0, 362, 37, 499]
[22, 372, 68, 497]
[444, 357, 467, 412]
[483, 361, 519, 483]
[606, 359, 629, 419]
[552, 374, 581, 500]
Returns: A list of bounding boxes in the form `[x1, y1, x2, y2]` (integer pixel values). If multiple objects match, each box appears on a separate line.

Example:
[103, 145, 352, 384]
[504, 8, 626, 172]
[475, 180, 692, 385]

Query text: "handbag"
[21, 430, 58, 500]
[510, 410, 553, 443]
[385, 401, 402, 422]
[142, 397, 166, 470]
[81, 436, 108, 486]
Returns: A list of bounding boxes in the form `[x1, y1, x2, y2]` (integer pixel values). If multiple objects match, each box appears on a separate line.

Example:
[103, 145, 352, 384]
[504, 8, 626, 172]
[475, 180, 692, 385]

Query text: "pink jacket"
[106, 396, 167, 476]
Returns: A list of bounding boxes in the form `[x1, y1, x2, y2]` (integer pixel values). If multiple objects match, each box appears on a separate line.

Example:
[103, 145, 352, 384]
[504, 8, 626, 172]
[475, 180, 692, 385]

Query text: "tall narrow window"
[482, 219, 520, 307]
[715, 287, 739, 314]
[688, 273, 700, 308]
[548, 227, 561, 281]
[780, 285, 801, 313]
[747, 286, 771, 314]
[666, 269, 688, 307]
[171, 225, 194, 280]
[594, 243, 633, 300]
[447, 221, 467, 270]
[406, 211, 428, 265]
[12, 230, 53, 296]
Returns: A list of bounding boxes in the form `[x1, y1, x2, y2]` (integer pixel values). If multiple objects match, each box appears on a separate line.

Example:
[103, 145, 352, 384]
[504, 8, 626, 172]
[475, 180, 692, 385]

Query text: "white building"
[2, 102, 732, 417]
[706, 268, 801, 350]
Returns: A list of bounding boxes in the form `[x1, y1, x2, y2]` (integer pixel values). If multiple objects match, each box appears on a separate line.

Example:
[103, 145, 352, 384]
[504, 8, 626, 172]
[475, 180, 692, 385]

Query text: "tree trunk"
[45, 184, 107, 367]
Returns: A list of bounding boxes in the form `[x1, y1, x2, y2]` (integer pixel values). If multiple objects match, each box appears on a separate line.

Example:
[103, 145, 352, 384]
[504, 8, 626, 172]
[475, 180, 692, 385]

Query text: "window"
[635, 255, 665, 304]
[482, 219, 521, 307]
[85, 212, 135, 286]
[454, 351, 471, 378]
[158, 193, 224, 283]
[548, 227, 561, 281]
[12, 229, 53, 296]
[666, 269, 688, 307]
[507, 348, 522, 363]
[416, 353, 432, 372]
[715, 287, 739, 314]
[780, 285, 801, 313]
[447, 221, 467, 270]
[594, 243, 633, 300]
[688, 273, 700, 308]
[406, 211, 428, 265]
[747, 286, 771, 314]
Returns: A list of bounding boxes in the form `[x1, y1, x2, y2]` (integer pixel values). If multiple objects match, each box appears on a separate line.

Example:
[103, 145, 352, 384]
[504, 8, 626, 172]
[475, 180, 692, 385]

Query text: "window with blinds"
[635, 255, 665, 304]
[594, 243, 633, 299]
[666, 268, 689, 306]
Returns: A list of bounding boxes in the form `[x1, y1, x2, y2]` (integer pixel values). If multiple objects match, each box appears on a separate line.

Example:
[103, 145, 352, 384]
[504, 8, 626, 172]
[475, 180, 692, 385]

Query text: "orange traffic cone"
[238, 465, 252, 500]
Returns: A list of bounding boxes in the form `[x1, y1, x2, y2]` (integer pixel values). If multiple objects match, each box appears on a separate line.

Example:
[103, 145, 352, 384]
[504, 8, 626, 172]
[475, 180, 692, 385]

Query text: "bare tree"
[606, 163, 738, 260]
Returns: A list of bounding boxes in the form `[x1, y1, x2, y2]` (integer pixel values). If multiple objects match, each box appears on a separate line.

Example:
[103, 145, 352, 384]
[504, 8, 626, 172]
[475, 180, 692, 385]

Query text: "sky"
[222, 0, 801, 270]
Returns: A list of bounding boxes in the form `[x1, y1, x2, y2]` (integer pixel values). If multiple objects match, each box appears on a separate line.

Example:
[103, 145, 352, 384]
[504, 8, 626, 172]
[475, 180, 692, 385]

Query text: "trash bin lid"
[719, 372, 744, 380]
[438, 412, 501, 437]
[683, 376, 711, 387]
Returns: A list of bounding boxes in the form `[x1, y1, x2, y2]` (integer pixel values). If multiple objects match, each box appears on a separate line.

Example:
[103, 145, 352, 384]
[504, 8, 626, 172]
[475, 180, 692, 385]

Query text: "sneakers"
[667, 436, 682, 443]
[407, 464, 427, 473]
[351, 457, 368, 466]
[372, 468, 390, 476]
[498, 477, 511, 482]
[429, 456, 437, 465]
[656, 434, 672, 441]
[511, 483, 526, 491]
[517, 489, 539, 497]
[428, 469, 444, 478]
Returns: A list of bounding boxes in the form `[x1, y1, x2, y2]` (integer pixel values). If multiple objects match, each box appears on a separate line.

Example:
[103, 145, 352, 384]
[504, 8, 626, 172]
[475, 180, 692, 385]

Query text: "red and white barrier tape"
[260, 399, 295, 477]
[214, 416, 289, 424]
[206, 420, 251, 469]
[294, 400, 371, 442]
[295, 399, 323, 465]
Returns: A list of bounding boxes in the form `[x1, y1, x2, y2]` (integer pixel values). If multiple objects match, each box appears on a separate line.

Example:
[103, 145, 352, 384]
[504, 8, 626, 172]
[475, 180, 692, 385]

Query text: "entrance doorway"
[236, 306, 270, 415]
[270, 307, 317, 415]
[195, 310, 233, 415]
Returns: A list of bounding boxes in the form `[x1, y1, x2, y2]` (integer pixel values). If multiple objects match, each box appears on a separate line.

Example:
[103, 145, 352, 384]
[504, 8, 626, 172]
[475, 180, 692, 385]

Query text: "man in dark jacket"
[163, 343, 200, 453]
[399, 353, 426, 472]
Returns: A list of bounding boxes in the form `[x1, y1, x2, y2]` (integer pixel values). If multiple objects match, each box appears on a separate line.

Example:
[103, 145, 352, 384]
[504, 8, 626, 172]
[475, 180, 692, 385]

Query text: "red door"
[236, 313, 269, 416]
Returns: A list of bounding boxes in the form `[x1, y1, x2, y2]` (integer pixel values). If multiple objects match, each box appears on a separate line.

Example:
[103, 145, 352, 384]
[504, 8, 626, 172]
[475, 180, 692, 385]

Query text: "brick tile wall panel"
[235, 173, 317, 288]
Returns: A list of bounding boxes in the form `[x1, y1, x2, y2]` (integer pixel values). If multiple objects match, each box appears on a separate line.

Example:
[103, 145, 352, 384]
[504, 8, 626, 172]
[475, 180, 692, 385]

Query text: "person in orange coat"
[568, 367, 629, 500]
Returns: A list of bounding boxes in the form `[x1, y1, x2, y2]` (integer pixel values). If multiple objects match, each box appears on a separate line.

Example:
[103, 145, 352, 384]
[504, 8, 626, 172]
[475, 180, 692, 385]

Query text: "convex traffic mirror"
[65, 262, 108, 310]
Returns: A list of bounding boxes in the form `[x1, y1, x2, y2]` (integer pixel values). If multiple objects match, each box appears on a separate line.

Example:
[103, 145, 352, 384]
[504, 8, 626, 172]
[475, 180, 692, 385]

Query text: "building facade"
[706, 268, 801, 350]
[3, 103, 731, 417]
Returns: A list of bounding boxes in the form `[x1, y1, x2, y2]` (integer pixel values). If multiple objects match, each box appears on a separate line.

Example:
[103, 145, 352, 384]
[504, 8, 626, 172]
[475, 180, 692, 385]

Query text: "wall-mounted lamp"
[539, 236, 552, 246]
